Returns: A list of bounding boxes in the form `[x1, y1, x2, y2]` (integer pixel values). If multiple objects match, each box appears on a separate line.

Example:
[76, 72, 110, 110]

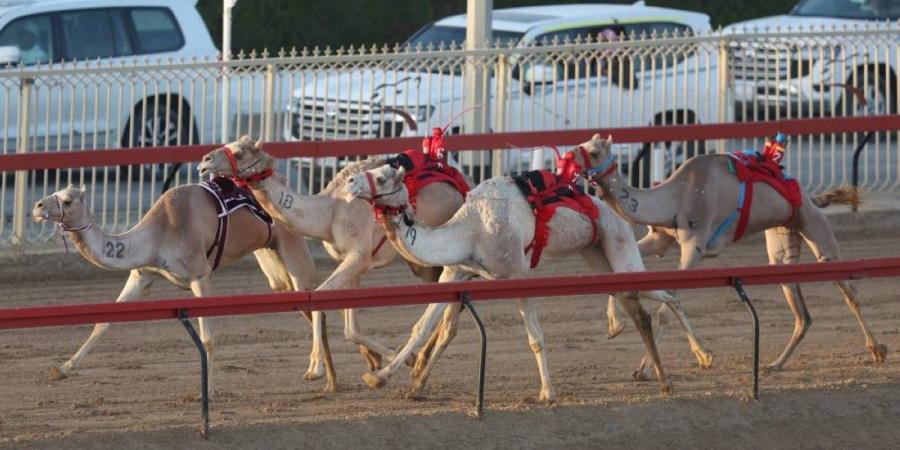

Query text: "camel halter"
[579, 145, 617, 180]
[221, 145, 272, 188]
[53, 193, 94, 255]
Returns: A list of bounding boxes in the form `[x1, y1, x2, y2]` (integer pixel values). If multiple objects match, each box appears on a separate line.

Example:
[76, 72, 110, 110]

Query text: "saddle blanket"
[199, 177, 273, 270]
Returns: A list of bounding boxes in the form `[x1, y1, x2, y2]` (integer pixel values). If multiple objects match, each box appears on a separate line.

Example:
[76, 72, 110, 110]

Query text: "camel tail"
[811, 185, 861, 212]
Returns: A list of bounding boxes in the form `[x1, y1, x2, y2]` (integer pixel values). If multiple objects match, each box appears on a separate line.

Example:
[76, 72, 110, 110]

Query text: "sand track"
[1, 231, 899, 449]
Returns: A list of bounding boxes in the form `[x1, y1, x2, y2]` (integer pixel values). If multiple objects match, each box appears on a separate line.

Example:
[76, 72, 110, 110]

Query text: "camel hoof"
[539, 389, 557, 403]
[404, 389, 426, 400]
[47, 366, 68, 381]
[761, 363, 782, 376]
[303, 369, 324, 381]
[631, 368, 654, 382]
[607, 322, 625, 340]
[660, 382, 675, 396]
[869, 343, 888, 363]
[362, 372, 386, 389]
[322, 382, 339, 394]
[697, 351, 715, 369]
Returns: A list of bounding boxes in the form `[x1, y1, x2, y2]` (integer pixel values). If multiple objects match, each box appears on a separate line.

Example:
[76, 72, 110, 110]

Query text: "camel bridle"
[578, 145, 617, 180]
[53, 193, 93, 232]
[221, 145, 272, 188]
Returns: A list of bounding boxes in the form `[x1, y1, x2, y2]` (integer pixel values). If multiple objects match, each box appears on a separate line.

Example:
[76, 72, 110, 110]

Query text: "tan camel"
[197, 136, 470, 374]
[31, 184, 337, 392]
[573, 134, 887, 375]
[344, 163, 710, 401]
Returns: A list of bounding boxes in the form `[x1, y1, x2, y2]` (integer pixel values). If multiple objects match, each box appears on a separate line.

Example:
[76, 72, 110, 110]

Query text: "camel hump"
[811, 185, 861, 211]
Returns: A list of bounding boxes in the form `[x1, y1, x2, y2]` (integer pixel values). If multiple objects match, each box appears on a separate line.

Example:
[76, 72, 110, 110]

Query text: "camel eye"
[62, 199, 72, 206]
[376, 176, 386, 184]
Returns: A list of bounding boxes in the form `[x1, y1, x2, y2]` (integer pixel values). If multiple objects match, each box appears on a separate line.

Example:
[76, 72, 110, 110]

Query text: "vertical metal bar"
[178, 309, 209, 439]
[716, 40, 729, 154]
[12, 77, 33, 248]
[263, 64, 276, 143]
[732, 278, 759, 400]
[492, 54, 508, 178]
[459, 292, 486, 418]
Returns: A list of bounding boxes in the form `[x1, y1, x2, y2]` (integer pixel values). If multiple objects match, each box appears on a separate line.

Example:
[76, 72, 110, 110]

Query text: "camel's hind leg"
[512, 298, 556, 402]
[763, 228, 813, 371]
[798, 214, 887, 363]
[407, 302, 463, 398]
[51, 269, 158, 380]
[619, 295, 673, 395]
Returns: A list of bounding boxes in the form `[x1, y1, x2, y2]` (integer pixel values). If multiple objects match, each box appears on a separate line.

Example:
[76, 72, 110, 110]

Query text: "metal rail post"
[12, 77, 33, 248]
[263, 64, 276, 143]
[460, 292, 486, 418]
[178, 309, 210, 439]
[732, 278, 759, 399]
[716, 38, 730, 154]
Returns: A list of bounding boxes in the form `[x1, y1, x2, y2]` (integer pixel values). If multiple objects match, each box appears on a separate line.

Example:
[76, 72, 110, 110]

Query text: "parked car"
[283, 2, 717, 188]
[725, 0, 899, 121]
[0, 0, 219, 153]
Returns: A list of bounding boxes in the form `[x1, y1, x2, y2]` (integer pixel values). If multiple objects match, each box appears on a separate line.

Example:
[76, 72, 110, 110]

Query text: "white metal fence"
[1, 24, 898, 247]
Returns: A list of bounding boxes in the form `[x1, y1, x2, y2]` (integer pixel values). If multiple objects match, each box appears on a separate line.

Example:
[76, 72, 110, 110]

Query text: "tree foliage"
[196, 0, 798, 53]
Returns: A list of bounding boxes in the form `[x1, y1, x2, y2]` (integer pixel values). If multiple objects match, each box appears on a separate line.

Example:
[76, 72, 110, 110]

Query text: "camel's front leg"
[50, 269, 158, 380]
[318, 252, 394, 370]
[407, 302, 464, 398]
[190, 276, 216, 397]
[516, 298, 555, 402]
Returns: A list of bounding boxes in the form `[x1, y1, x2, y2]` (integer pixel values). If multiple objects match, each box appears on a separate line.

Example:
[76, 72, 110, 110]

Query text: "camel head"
[344, 164, 409, 208]
[571, 133, 615, 180]
[32, 184, 91, 229]
[198, 135, 274, 179]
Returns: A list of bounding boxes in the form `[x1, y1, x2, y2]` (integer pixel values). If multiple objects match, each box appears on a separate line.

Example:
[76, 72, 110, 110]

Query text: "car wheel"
[629, 139, 706, 188]
[122, 102, 192, 180]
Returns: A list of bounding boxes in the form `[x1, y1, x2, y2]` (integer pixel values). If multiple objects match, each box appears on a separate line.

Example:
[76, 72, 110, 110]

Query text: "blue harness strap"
[707, 180, 746, 249]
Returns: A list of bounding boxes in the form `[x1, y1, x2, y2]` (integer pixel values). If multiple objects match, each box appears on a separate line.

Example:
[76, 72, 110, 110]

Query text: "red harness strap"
[518, 170, 598, 268]
[728, 152, 803, 241]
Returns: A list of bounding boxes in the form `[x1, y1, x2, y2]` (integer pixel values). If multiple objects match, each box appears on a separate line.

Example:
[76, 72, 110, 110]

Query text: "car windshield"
[792, 0, 900, 20]
[407, 24, 523, 48]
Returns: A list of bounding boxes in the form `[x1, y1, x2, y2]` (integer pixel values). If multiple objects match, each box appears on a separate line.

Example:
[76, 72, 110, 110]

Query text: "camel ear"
[606, 134, 613, 145]
[79, 185, 87, 197]
[254, 138, 264, 151]
[396, 166, 406, 179]
[591, 133, 602, 142]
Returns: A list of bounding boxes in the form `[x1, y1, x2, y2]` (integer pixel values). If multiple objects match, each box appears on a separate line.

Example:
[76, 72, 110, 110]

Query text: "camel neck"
[249, 177, 335, 242]
[382, 204, 470, 268]
[66, 216, 156, 271]
[596, 168, 680, 227]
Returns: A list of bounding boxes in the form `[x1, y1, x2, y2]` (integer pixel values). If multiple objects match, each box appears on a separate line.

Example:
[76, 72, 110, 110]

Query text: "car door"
[0, 13, 57, 151]
[57, 8, 134, 149]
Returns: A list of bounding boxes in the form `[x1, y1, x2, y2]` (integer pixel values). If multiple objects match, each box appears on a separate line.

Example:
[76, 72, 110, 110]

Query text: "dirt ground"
[0, 230, 898, 449]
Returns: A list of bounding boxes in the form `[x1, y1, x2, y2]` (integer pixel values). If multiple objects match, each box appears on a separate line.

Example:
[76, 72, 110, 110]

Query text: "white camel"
[344, 163, 709, 401]
[197, 137, 471, 375]
[32, 184, 337, 392]
[574, 134, 887, 373]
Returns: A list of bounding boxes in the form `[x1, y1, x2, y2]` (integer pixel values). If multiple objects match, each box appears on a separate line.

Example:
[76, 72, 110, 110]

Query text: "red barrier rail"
[2, 257, 898, 330]
[1, 115, 898, 171]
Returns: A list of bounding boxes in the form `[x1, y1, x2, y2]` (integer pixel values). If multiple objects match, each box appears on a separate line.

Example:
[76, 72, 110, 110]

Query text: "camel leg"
[407, 302, 463, 398]
[632, 239, 712, 380]
[619, 295, 673, 395]
[798, 215, 887, 363]
[51, 269, 158, 380]
[363, 267, 469, 388]
[190, 277, 216, 397]
[762, 228, 813, 371]
[344, 276, 383, 371]
[516, 298, 555, 402]
[411, 320, 444, 378]
[317, 252, 395, 366]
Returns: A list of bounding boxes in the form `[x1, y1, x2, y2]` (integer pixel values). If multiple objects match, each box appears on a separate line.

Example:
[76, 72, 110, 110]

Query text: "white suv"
[283, 2, 716, 187]
[726, 0, 899, 121]
[0, 0, 219, 150]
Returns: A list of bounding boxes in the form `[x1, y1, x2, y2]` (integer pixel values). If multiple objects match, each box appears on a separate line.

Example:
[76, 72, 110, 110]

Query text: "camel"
[343, 162, 710, 401]
[572, 134, 887, 374]
[196, 136, 470, 375]
[31, 183, 337, 392]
